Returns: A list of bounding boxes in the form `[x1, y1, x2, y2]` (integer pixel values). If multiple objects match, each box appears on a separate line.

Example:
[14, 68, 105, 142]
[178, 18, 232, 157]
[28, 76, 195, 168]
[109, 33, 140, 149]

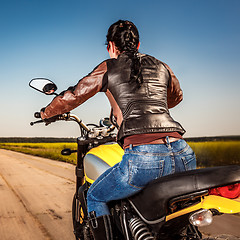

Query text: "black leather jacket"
[42, 53, 185, 145]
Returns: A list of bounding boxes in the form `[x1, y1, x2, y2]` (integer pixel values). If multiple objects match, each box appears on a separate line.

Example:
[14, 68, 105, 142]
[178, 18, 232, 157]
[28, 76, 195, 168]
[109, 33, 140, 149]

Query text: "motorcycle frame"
[74, 135, 240, 240]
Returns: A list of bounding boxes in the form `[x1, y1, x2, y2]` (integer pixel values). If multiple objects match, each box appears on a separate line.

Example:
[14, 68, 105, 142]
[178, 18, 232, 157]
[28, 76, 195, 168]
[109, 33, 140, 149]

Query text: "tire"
[72, 193, 93, 240]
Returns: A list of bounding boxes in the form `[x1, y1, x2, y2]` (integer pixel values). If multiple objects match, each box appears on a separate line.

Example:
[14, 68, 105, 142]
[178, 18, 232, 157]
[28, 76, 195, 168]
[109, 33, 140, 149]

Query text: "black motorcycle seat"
[128, 165, 240, 223]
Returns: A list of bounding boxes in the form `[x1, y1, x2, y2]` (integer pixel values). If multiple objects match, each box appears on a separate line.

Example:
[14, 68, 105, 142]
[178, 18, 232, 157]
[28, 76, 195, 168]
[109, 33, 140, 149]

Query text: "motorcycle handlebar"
[30, 112, 115, 136]
[30, 112, 91, 132]
[30, 112, 65, 126]
[30, 119, 44, 126]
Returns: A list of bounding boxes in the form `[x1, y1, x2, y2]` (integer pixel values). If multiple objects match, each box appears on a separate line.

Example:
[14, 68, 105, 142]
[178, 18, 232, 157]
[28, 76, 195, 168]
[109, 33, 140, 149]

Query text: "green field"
[0, 142, 78, 164]
[0, 141, 239, 167]
[189, 141, 240, 167]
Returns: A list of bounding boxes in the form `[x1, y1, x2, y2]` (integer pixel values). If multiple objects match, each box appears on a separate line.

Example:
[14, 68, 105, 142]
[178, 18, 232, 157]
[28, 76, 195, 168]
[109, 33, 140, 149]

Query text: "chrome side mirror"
[29, 78, 58, 95]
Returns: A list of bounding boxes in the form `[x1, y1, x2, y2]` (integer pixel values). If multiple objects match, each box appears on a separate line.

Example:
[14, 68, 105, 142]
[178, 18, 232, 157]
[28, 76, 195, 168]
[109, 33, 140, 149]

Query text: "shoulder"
[139, 53, 166, 65]
[139, 53, 169, 71]
[88, 59, 113, 75]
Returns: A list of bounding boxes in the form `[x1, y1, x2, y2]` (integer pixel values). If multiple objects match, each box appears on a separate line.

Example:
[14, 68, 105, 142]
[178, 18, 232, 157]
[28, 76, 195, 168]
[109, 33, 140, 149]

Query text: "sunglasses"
[107, 43, 110, 52]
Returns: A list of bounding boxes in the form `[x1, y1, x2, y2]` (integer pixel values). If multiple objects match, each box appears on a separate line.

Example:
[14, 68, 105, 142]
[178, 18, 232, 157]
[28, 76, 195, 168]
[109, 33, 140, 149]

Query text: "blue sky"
[1, 0, 240, 137]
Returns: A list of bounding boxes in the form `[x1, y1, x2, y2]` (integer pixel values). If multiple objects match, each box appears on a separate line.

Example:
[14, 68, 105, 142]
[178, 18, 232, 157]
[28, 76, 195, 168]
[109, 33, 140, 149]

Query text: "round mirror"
[29, 78, 58, 95]
[100, 117, 112, 128]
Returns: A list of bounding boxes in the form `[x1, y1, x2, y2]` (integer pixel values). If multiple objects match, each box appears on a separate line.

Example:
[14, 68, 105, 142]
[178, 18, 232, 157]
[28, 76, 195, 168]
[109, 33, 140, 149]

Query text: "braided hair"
[106, 20, 143, 87]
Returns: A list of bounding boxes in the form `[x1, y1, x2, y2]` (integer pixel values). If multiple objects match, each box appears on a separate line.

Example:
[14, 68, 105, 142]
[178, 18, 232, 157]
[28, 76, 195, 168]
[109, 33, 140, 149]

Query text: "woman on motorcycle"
[41, 20, 196, 239]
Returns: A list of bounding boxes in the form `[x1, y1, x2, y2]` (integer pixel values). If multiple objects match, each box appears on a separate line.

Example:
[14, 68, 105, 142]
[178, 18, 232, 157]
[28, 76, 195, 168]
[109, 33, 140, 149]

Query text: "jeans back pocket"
[181, 151, 196, 171]
[128, 155, 164, 188]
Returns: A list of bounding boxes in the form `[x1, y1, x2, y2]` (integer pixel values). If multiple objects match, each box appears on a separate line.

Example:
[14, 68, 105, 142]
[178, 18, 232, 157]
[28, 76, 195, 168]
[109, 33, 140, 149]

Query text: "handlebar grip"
[30, 119, 44, 126]
[34, 112, 41, 118]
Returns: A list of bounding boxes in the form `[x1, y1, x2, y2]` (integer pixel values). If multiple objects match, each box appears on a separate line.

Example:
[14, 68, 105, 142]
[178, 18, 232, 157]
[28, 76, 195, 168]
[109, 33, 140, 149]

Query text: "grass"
[0, 141, 239, 167]
[0, 142, 78, 164]
[188, 141, 240, 167]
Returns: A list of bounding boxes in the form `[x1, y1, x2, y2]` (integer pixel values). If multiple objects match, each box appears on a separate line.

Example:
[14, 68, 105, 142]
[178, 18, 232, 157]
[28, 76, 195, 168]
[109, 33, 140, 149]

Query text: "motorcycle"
[29, 78, 240, 240]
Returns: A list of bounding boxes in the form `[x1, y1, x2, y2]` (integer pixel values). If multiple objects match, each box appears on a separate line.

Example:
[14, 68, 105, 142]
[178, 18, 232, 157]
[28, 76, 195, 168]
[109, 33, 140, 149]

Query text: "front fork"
[75, 140, 88, 194]
[72, 183, 91, 239]
[72, 139, 91, 239]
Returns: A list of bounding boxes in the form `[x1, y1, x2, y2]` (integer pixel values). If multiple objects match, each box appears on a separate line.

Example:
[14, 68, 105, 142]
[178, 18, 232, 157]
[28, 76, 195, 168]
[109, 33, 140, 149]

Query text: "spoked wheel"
[72, 193, 93, 240]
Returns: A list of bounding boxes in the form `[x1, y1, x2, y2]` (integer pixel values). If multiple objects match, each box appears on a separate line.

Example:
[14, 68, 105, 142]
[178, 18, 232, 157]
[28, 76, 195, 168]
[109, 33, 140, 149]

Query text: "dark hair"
[106, 20, 143, 87]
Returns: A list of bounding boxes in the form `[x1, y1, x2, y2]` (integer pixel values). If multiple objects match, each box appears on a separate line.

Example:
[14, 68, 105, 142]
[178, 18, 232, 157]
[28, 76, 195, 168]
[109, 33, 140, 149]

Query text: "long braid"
[106, 20, 143, 87]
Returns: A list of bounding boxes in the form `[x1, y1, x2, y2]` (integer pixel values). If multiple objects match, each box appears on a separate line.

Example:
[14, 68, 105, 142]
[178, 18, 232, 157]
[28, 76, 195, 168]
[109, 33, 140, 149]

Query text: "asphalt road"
[200, 214, 240, 239]
[0, 149, 239, 240]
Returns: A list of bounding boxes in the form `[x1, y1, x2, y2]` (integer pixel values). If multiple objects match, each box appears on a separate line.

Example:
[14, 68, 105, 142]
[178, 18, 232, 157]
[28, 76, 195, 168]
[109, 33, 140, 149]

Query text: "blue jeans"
[87, 137, 196, 217]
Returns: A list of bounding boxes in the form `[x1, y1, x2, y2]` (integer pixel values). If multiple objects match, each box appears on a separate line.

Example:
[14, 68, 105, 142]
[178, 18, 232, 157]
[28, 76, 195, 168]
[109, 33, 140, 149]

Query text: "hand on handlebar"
[40, 109, 61, 126]
[31, 111, 114, 138]
[30, 111, 68, 126]
[43, 115, 60, 126]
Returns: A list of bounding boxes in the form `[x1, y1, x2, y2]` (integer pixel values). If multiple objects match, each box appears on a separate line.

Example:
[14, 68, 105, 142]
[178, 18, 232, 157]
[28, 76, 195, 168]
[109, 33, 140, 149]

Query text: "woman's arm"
[164, 63, 183, 108]
[41, 61, 108, 119]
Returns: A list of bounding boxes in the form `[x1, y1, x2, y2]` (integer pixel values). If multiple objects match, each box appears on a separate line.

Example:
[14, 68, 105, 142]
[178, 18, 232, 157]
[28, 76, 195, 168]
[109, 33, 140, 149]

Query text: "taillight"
[209, 183, 240, 199]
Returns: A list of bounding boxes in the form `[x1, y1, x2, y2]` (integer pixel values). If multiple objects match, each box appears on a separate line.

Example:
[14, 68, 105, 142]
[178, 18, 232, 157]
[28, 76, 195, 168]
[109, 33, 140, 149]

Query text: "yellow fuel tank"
[84, 143, 124, 184]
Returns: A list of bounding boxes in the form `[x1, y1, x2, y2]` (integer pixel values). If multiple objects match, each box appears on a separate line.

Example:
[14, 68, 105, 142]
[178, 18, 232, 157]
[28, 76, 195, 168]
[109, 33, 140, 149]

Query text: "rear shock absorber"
[129, 217, 155, 240]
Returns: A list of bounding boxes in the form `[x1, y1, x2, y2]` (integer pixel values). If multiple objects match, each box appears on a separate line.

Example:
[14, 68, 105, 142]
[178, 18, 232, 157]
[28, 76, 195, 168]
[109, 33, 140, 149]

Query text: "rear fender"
[166, 195, 240, 222]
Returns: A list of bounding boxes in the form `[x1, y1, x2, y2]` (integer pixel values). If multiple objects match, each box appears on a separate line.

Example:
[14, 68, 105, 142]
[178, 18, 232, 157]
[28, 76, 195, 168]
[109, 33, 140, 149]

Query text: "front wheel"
[72, 193, 93, 240]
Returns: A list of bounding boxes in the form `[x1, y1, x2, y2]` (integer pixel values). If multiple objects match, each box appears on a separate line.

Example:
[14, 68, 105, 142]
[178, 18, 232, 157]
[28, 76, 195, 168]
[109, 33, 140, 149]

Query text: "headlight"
[189, 209, 213, 227]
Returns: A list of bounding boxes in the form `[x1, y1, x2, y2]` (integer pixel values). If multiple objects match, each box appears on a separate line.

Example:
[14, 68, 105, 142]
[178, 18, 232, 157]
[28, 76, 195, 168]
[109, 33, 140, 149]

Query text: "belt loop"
[165, 136, 171, 149]
[129, 144, 133, 150]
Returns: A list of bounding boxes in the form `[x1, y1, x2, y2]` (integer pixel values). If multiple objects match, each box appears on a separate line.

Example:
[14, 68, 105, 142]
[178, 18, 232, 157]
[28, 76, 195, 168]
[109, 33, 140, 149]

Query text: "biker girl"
[40, 20, 196, 239]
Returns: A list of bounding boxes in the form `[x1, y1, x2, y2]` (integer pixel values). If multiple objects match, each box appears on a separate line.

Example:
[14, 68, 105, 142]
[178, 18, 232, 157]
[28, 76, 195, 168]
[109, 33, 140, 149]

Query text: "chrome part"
[123, 208, 130, 240]
[84, 154, 111, 181]
[100, 117, 115, 132]
[189, 209, 213, 227]
[88, 127, 112, 138]
[129, 217, 154, 240]
[68, 114, 90, 132]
